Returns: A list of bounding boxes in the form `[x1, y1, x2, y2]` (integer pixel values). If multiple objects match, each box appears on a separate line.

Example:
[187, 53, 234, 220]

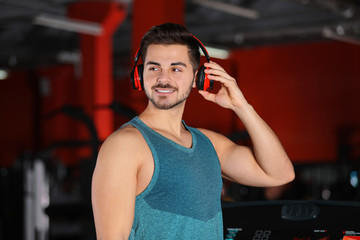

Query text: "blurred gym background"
[0, 0, 359, 239]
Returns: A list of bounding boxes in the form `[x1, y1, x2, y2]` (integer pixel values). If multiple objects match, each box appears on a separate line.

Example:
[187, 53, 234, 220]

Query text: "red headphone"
[130, 35, 213, 91]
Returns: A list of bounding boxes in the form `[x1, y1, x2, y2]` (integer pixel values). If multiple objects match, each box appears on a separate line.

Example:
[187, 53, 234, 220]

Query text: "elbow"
[281, 156, 296, 185]
[274, 164, 295, 187]
[271, 171, 295, 188]
[287, 169, 296, 183]
[283, 165, 295, 185]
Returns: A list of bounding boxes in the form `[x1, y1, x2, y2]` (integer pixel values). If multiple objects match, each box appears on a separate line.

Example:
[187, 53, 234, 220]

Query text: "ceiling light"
[202, 46, 229, 59]
[323, 26, 360, 45]
[33, 13, 103, 36]
[193, 0, 260, 19]
[57, 51, 81, 63]
[0, 69, 9, 80]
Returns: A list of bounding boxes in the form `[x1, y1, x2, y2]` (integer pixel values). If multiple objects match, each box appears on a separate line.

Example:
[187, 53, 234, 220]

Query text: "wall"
[230, 41, 360, 162]
[0, 40, 359, 167]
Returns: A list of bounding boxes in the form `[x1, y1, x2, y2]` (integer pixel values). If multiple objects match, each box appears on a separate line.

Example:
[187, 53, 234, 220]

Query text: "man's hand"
[198, 61, 247, 111]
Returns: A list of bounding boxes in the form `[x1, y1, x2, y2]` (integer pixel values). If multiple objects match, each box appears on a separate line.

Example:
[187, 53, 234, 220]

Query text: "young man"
[91, 23, 295, 240]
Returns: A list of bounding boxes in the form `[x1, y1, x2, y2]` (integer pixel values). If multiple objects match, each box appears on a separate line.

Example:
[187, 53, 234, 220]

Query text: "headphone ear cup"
[130, 64, 144, 91]
[196, 65, 213, 91]
[196, 65, 206, 90]
[137, 64, 144, 90]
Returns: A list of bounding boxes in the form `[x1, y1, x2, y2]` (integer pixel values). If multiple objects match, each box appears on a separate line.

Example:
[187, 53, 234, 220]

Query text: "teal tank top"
[125, 117, 223, 240]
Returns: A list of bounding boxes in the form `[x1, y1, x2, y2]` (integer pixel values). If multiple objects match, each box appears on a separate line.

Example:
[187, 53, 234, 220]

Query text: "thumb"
[198, 90, 216, 103]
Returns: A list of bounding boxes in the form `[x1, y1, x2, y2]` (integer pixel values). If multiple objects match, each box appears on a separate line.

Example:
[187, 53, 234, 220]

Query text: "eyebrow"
[145, 61, 160, 66]
[145, 61, 187, 67]
[171, 62, 187, 67]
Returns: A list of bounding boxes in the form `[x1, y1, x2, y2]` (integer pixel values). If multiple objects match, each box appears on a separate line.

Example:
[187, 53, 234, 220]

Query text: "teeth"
[157, 89, 174, 93]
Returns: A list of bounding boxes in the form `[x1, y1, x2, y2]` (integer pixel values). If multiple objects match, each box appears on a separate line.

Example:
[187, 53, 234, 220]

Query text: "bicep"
[220, 144, 273, 186]
[92, 132, 139, 240]
[200, 128, 272, 187]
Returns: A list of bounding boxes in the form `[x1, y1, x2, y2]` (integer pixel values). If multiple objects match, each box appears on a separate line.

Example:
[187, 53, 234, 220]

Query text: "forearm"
[234, 103, 295, 184]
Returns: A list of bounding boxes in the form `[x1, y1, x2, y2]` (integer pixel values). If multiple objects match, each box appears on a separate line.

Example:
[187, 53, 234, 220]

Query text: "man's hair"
[139, 23, 201, 72]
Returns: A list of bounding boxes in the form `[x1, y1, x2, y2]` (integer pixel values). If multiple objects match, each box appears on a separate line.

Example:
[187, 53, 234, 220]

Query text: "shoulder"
[196, 128, 239, 157]
[197, 128, 232, 145]
[96, 124, 148, 167]
[104, 124, 144, 149]
[110, 124, 143, 142]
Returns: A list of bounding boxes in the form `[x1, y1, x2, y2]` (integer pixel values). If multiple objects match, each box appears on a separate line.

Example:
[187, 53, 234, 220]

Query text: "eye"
[172, 67, 181, 72]
[149, 67, 159, 71]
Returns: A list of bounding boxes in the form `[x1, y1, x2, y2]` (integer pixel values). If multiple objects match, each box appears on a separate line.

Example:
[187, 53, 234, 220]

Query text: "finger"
[198, 90, 216, 103]
[204, 62, 239, 88]
[204, 61, 225, 72]
[206, 73, 237, 87]
[205, 68, 232, 80]
[204, 62, 233, 82]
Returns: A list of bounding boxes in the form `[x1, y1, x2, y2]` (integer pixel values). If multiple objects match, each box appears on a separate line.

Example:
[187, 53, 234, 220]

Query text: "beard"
[145, 81, 193, 110]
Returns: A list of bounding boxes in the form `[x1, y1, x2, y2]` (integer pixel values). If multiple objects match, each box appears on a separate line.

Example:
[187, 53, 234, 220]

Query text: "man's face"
[143, 44, 196, 110]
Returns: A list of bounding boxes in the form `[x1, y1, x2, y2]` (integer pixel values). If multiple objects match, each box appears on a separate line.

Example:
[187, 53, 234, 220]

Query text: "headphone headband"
[191, 34, 210, 62]
[133, 35, 209, 65]
[133, 47, 141, 65]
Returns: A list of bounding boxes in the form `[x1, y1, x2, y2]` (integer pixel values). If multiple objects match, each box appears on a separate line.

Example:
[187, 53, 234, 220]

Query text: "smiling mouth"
[156, 88, 175, 93]
[153, 84, 177, 93]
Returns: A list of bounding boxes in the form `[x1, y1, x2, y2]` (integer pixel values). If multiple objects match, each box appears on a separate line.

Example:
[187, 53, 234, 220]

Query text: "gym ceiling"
[0, 0, 359, 72]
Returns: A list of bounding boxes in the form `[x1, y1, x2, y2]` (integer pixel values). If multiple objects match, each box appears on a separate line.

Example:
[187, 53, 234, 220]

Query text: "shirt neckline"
[135, 116, 196, 152]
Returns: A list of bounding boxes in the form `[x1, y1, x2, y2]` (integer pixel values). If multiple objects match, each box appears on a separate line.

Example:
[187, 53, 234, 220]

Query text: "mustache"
[152, 83, 177, 90]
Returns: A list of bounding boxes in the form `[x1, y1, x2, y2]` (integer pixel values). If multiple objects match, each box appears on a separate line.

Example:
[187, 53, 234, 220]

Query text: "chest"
[153, 128, 193, 149]
[141, 132, 223, 220]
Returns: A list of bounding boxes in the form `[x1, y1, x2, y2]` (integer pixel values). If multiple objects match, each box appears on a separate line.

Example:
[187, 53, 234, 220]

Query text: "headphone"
[130, 35, 213, 91]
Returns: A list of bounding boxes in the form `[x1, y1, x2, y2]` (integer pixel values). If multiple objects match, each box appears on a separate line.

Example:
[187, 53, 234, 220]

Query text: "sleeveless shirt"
[124, 116, 223, 240]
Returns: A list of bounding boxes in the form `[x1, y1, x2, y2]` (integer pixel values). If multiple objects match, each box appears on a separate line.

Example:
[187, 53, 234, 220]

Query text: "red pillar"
[68, 1, 126, 141]
[132, 0, 184, 49]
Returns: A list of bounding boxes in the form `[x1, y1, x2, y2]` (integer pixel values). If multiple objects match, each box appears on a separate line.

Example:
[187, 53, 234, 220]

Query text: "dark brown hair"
[139, 23, 200, 72]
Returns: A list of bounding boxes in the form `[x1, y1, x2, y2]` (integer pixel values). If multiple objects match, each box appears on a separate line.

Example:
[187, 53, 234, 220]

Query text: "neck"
[139, 101, 186, 136]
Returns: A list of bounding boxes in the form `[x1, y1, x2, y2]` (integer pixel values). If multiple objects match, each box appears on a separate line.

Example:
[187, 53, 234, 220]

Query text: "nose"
[157, 70, 170, 83]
